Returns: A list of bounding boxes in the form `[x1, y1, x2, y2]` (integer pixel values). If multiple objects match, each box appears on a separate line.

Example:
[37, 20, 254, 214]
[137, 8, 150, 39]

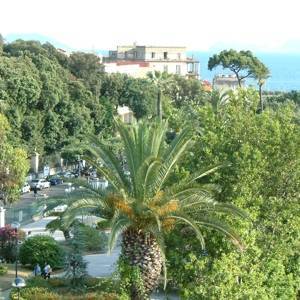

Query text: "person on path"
[33, 263, 41, 276]
[33, 185, 38, 197]
[43, 263, 52, 279]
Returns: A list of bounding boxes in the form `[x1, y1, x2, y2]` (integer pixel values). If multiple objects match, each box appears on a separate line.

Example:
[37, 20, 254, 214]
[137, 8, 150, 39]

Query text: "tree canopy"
[208, 49, 269, 87]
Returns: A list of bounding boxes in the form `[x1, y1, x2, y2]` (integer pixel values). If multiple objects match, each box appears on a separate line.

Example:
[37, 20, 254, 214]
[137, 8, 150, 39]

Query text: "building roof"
[116, 45, 186, 49]
[117, 105, 133, 115]
[214, 74, 245, 84]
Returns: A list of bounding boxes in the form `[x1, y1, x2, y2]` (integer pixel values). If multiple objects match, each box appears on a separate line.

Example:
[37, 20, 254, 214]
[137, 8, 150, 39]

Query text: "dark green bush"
[84, 277, 118, 293]
[19, 236, 65, 269]
[78, 225, 108, 252]
[0, 264, 8, 275]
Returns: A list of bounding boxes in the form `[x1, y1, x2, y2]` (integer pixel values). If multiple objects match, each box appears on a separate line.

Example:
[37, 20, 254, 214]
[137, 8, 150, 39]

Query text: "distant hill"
[4, 33, 109, 56]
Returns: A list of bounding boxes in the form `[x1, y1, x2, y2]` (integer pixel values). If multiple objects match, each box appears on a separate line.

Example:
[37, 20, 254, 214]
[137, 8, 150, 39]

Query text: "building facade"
[213, 74, 245, 91]
[103, 45, 199, 78]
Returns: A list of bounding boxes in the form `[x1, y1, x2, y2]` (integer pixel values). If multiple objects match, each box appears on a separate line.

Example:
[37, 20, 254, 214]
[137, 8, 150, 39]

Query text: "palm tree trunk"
[63, 229, 71, 240]
[121, 229, 162, 299]
[259, 83, 263, 112]
[157, 89, 162, 121]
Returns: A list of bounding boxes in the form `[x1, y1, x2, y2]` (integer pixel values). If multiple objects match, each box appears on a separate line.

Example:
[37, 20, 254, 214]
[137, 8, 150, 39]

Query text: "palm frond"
[108, 214, 131, 253]
[183, 164, 228, 185]
[167, 214, 205, 249]
[149, 127, 191, 195]
[195, 217, 244, 251]
[85, 137, 130, 190]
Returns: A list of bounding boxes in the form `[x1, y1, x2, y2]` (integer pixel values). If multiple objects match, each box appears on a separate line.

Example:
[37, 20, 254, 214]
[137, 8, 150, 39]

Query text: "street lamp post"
[11, 222, 26, 300]
[11, 222, 20, 278]
[12, 277, 26, 300]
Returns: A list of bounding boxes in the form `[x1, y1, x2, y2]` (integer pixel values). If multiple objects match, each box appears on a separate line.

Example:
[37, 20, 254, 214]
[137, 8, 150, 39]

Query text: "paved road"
[84, 248, 120, 277]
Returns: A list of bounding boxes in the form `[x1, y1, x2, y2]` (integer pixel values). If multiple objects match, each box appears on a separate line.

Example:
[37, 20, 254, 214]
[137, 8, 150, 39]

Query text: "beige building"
[117, 105, 134, 124]
[103, 45, 199, 78]
[213, 74, 245, 91]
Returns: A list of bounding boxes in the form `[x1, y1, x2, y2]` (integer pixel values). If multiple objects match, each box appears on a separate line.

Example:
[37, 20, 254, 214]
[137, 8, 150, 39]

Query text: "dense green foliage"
[62, 119, 247, 298]
[0, 114, 29, 204]
[19, 235, 65, 269]
[77, 224, 108, 252]
[0, 36, 299, 298]
[166, 89, 300, 299]
[208, 49, 269, 88]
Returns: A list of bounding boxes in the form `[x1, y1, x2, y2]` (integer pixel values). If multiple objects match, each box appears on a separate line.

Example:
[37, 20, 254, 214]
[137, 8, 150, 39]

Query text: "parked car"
[21, 182, 31, 194]
[59, 171, 75, 178]
[30, 179, 51, 190]
[49, 177, 64, 186]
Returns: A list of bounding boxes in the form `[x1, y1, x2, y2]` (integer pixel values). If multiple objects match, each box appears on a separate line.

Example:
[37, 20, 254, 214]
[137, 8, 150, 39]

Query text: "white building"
[213, 74, 245, 91]
[103, 45, 199, 78]
[117, 105, 134, 124]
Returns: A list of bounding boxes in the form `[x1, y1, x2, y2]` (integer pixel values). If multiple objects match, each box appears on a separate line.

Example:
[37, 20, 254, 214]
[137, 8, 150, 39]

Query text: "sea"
[189, 52, 300, 92]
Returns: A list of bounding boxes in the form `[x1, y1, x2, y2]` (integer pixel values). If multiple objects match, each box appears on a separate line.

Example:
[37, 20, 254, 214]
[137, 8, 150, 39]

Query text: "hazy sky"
[1, 0, 300, 52]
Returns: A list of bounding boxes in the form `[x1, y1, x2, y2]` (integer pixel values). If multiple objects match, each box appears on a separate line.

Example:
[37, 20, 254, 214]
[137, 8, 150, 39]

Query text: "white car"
[21, 183, 31, 193]
[30, 179, 51, 190]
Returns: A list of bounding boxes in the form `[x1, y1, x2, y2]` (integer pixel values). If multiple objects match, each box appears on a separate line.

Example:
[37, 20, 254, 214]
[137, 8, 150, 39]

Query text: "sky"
[1, 0, 300, 52]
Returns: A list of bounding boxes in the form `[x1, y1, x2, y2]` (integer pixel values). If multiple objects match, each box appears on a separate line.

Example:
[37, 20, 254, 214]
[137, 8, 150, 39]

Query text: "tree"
[68, 52, 103, 95]
[0, 114, 29, 204]
[165, 90, 300, 298]
[64, 224, 88, 287]
[0, 34, 4, 55]
[147, 71, 174, 120]
[63, 120, 247, 299]
[252, 62, 270, 111]
[19, 235, 65, 268]
[208, 49, 268, 88]
[0, 225, 25, 262]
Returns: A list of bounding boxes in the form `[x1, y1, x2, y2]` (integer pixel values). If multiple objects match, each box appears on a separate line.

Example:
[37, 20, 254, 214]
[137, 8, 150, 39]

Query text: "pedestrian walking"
[33, 185, 38, 197]
[33, 263, 41, 276]
[43, 263, 52, 279]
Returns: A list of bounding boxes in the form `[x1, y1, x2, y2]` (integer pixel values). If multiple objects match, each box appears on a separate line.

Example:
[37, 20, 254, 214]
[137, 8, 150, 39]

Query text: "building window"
[163, 52, 168, 59]
[151, 52, 155, 59]
[187, 63, 194, 73]
[177, 53, 181, 60]
[176, 65, 181, 74]
[163, 65, 168, 72]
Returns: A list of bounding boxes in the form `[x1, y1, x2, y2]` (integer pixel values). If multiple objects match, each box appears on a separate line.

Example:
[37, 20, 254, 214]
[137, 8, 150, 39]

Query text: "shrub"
[25, 276, 51, 288]
[48, 277, 67, 288]
[0, 264, 8, 275]
[84, 277, 118, 293]
[19, 235, 65, 269]
[10, 287, 58, 300]
[0, 225, 25, 262]
[77, 224, 108, 252]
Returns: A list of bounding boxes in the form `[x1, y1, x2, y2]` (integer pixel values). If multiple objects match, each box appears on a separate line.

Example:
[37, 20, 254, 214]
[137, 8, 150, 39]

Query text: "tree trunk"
[157, 89, 162, 121]
[259, 83, 263, 112]
[63, 229, 71, 240]
[121, 229, 162, 299]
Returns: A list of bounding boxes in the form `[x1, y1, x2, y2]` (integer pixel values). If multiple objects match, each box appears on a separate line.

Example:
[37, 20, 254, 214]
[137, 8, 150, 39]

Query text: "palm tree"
[63, 119, 247, 299]
[147, 71, 174, 121]
[252, 63, 270, 112]
[41, 184, 100, 240]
